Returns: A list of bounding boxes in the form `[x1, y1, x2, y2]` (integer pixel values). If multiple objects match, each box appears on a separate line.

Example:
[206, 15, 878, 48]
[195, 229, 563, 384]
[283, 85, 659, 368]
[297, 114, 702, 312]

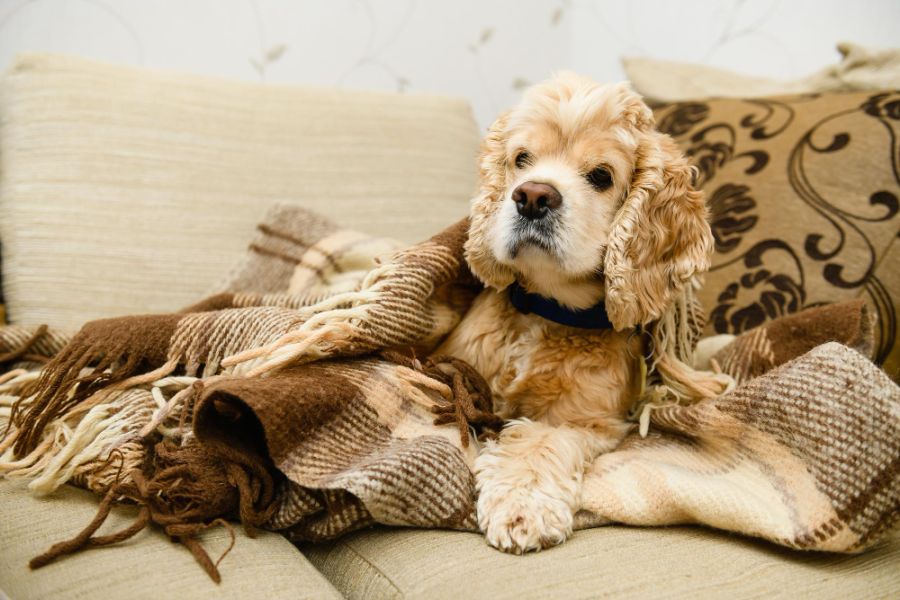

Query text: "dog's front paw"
[476, 483, 573, 554]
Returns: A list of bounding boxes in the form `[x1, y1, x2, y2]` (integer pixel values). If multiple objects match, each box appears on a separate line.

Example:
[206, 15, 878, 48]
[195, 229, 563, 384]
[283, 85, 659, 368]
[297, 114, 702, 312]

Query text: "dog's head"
[465, 72, 713, 330]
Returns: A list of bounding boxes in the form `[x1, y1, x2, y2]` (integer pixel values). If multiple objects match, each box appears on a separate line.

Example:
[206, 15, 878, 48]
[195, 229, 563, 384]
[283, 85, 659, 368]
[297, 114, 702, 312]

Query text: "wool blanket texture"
[0, 204, 897, 582]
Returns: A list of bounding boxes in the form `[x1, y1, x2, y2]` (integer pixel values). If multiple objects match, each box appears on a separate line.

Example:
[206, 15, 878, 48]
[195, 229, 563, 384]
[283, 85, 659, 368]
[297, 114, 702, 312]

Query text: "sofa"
[1, 54, 898, 599]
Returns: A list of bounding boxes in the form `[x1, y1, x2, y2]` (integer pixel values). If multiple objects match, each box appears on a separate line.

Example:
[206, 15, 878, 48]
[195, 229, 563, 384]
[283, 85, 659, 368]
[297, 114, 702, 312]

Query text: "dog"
[434, 73, 727, 554]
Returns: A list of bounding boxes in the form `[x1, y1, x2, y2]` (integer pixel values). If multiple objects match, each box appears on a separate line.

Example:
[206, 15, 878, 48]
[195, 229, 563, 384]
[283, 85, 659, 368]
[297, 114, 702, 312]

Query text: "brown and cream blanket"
[0, 204, 897, 582]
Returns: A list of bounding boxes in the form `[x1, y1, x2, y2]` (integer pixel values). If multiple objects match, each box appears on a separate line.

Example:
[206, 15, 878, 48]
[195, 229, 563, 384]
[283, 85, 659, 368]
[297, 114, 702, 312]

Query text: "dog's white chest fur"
[435, 288, 640, 432]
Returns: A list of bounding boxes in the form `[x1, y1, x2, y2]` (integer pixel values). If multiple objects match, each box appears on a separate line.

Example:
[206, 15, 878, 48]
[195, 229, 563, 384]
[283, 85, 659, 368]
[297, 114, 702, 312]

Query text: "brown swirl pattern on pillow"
[654, 90, 900, 379]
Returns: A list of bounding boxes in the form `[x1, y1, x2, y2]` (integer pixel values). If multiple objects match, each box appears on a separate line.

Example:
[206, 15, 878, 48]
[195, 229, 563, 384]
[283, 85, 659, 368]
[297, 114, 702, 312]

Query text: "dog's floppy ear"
[603, 129, 713, 330]
[465, 111, 517, 290]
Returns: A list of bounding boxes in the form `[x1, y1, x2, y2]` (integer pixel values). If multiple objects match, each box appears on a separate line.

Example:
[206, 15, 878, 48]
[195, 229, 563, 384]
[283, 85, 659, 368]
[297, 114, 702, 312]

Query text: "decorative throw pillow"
[653, 89, 900, 379]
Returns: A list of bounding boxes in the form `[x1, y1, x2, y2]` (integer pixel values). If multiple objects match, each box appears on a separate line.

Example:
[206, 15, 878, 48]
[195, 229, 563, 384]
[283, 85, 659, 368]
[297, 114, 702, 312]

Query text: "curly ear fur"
[603, 129, 714, 331]
[464, 111, 517, 290]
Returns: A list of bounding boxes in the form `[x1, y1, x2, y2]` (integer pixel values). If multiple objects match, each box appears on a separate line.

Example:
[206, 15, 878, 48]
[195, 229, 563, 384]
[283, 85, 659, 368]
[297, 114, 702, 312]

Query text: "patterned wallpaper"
[0, 0, 898, 127]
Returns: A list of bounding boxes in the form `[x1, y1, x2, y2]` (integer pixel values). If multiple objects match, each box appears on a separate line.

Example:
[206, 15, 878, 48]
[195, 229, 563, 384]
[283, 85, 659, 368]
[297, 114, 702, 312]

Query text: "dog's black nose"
[513, 182, 562, 220]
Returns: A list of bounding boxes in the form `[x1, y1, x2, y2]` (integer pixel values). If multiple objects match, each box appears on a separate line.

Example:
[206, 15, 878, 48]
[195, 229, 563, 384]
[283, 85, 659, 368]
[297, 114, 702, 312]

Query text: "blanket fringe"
[0, 373, 200, 496]
[647, 282, 734, 403]
[29, 486, 152, 570]
[8, 314, 183, 458]
[221, 235, 470, 378]
[27, 480, 236, 584]
[11, 351, 179, 459]
[27, 433, 278, 583]
[382, 349, 503, 447]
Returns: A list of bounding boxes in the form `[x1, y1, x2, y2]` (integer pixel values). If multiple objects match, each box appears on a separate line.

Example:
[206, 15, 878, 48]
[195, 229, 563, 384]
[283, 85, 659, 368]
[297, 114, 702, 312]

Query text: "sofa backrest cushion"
[0, 54, 480, 329]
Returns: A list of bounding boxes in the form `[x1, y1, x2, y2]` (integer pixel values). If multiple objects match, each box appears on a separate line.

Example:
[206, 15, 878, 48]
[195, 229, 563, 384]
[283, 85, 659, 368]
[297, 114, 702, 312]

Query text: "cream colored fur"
[444, 72, 729, 554]
[436, 291, 637, 553]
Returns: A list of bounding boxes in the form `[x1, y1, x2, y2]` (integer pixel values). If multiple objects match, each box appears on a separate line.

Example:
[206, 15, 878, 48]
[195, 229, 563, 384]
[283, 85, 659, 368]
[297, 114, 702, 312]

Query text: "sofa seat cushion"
[0, 480, 341, 599]
[301, 526, 900, 599]
[0, 53, 480, 329]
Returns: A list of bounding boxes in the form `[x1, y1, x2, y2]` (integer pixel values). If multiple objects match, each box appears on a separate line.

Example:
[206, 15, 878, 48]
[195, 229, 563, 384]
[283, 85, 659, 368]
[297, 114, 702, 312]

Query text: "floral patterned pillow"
[654, 90, 900, 379]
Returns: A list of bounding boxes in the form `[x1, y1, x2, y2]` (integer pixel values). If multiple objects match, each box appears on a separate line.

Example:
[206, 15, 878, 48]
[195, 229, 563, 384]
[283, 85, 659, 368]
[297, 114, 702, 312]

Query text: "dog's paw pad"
[477, 487, 573, 554]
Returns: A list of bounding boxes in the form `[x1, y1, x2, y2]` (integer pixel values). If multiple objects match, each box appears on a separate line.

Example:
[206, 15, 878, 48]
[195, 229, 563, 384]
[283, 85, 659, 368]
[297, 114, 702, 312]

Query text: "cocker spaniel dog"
[435, 73, 729, 554]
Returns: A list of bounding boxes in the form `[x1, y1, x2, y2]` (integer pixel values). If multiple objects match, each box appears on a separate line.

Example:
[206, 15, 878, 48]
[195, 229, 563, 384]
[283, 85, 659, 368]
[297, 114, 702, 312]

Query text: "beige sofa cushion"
[0, 53, 480, 329]
[625, 42, 900, 103]
[0, 480, 340, 599]
[302, 526, 900, 599]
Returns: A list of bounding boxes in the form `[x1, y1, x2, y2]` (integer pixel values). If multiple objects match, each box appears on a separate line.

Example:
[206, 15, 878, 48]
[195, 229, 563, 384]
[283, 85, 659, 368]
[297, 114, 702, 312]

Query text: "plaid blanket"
[1, 204, 897, 582]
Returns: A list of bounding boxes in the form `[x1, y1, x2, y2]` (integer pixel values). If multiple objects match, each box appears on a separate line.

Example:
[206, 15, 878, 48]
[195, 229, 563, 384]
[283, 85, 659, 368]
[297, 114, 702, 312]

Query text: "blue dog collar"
[507, 281, 614, 330]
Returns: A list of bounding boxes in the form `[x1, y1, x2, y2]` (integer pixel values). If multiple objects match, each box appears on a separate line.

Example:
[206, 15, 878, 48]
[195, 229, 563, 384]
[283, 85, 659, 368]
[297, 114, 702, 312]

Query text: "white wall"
[571, 0, 900, 85]
[0, 0, 898, 128]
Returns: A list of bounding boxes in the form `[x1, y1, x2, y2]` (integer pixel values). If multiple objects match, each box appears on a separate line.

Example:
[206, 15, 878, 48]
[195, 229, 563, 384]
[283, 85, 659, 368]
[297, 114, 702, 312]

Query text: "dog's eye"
[586, 166, 613, 190]
[514, 151, 532, 169]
